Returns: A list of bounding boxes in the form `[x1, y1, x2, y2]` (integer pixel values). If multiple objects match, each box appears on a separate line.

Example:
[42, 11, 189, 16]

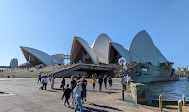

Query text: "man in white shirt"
[73, 81, 83, 112]
[120, 75, 127, 90]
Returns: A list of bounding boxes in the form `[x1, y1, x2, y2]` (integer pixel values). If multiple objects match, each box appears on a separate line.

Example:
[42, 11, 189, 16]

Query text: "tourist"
[81, 76, 87, 103]
[90, 76, 96, 90]
[41, 76, 48, 90]
[61, 76, 65, 91]
[73, 82, 83, 112]
[62, 84, 72, 108]
[108, 76, 112, 88]
[120, 75, 127, 90]
[12, 74, 15, 78]
[51, 77, 55, 89]
[70, 76, 77, 105]
[49, 74, 52, 82]
[76, 74, 80, 82]
[127, 75, 132, 86]
[98, 75, 103, 91]
[37, 72, 42, 84]
[104, 75, 107, 89]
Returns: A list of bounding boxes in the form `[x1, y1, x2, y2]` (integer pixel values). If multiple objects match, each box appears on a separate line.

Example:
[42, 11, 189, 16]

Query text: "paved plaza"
[0, 78, 188, 112]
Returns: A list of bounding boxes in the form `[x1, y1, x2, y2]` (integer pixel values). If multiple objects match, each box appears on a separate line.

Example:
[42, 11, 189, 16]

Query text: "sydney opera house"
[20, 30, 178, 83]
[70, 30, 168, 65]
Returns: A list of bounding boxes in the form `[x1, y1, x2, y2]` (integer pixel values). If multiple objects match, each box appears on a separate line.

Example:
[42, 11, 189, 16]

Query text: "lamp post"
[118, 57, 126, 101]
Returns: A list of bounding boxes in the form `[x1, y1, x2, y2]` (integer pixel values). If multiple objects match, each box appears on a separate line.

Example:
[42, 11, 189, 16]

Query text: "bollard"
[178, 100, 182, 112]
[122, 89, 124, 101]
[159, 95, 162, 111]
[182, 95, 186, 106]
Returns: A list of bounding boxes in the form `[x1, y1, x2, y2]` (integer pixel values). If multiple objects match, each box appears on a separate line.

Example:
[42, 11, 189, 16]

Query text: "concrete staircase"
[53, 63, 115, 78]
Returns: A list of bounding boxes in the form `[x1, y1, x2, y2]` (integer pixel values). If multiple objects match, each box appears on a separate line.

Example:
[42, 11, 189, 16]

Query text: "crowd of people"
[60, 75, 113, 112]
[37, 72, 132, 112]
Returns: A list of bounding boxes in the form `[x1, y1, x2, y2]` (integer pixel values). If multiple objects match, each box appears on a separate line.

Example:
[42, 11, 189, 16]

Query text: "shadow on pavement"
[164, 106, 178, 110]
[87, 90, 120, 94]
[110, 88, 122, 91]
[87, 102, 123, 112]
[69, 106, 109, 112]
[69, 102, 123, 112]
[47, 90, 59, 92]
[53, 88, 62, 90]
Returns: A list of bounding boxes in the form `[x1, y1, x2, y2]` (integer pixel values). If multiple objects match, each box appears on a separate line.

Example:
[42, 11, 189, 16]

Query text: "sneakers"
[63, 103, 66, 106]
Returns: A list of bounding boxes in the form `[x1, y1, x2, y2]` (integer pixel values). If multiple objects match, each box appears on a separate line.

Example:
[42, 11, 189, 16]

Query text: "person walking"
[127, 75, 132, 86]
[104, 75, 107, 89]
[81, 76, 87, 103]
[73, 82, 83, 112]
[108, 76, 112, 88]
[51, 77, 55, 89]
[49, 74, 52, 82]
[62, 84, 72, 108]
[41, 76, 48, 90]
[98, 75, 103, 91]
[37, 72, 42, 84]
[76, 74, 80, 82]
[70, 76, 76, 105]
[90, 76, 96, 90]
[61, 76, 65, 91]
[120, 75, 127, 90]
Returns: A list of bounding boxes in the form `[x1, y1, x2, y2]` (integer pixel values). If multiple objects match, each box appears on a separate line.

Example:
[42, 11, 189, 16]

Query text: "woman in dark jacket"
[61, 76, 65, 91]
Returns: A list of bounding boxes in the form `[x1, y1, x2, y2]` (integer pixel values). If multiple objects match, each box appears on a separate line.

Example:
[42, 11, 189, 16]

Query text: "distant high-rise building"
[10, 58, 18, 69]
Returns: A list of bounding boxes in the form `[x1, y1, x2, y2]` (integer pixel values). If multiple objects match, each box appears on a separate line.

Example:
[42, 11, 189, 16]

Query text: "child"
[62, 84, 72, 107]
[91, 77, 96, 90]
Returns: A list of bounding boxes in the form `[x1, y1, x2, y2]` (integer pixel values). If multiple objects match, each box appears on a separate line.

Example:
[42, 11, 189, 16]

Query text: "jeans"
[109, 83, 112, 87]
[92, 83, 95, 89]
[99, 83, 102, 91]
[72, 92, 75, 104]
[74, 97, 83, 112]
[104, 82, 107, 89]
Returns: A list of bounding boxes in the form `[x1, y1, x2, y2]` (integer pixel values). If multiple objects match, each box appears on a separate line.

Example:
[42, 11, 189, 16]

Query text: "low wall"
[130, 83, 146, 104]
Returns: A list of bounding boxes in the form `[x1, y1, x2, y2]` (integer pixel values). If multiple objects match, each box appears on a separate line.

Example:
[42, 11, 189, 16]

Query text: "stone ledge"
[130, 82, 146, 104]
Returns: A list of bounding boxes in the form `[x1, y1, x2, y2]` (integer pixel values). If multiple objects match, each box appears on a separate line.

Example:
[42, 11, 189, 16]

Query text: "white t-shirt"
[73, 86, 82, 98]
[43, 78, 48, 84]
[120, 76, 127, 85]
[127, 77, 132, 82]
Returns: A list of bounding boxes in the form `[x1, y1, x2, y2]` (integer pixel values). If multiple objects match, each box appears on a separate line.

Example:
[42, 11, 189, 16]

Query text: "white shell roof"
[51, 54, 65, 65]
[71, 37, 99, 64]
[92, 33, 112, 64]
[129, 30, 168, 65]
[20, 46, 52, 66]
[20, 46, 64, 66]
[110, 42, 141, 63]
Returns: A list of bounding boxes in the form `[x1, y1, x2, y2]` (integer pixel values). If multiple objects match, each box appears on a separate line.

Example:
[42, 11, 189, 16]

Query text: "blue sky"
[0, 0, 188, 68]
